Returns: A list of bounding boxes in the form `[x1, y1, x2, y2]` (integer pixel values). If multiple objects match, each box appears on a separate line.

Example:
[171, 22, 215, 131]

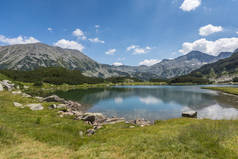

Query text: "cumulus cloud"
[0, 35, 39, 45]
[54, 39, 84, 51]
[139, 59, 161, 66]
[48, 27, 53, 31]
[180, 0, 201, 12]
[105, 49, 116, 55]
[72, 28, 87, 40]
[199, 24, 223, 36]
[112, 62, 123, 66]
[179, 37, 238, 56]
[127, 45, 152, 55]
[88, 37, 105, 44]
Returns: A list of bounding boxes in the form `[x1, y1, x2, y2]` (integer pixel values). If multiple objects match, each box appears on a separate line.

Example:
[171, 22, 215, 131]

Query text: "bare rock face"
[182, 111, 197, 118]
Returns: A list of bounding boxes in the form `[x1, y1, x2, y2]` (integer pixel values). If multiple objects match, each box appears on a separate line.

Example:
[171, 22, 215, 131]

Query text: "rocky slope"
[189, 49, 238, 82]
[0, 43, 233, 79]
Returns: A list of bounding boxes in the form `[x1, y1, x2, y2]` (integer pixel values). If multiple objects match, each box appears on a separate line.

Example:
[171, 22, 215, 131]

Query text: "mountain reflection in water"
[54, 86, 238, 120]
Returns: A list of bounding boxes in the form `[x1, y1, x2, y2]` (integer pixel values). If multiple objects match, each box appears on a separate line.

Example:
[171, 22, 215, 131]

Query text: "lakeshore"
[0, 79, 238, 158]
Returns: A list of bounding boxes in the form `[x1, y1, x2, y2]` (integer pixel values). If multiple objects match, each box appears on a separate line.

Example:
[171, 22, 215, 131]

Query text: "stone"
[23, 85, 29, 89]
[12, 90, 22, 94]
[56, 104, 67, 109]
[82, 112, 106, 124]
[103, 117, 125, 125]
[13, 102, 23, 108]
[0, 83, 4, 91]
[129, 126, 135, 128]
[182, 111, 197, 118]
[49, 104, 67, 109]
[35, 96, 44, 100]
[26, 103, 44, 111]
[79, 131, 84, 137]
[86, 129, 95, 136]
[0, 80, 15, 91]
[22, 93, 32, 98]
[42, 95, 66, 103]
[131, 119, 152, 126]
[65, 100, 82, 111]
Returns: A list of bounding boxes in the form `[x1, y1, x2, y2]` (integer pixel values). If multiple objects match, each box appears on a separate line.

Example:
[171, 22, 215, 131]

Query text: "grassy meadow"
[0, 90, 238, 159]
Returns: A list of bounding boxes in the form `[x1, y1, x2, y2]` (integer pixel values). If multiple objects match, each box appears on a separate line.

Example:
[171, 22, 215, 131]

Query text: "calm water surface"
[54, 85, 238, 121]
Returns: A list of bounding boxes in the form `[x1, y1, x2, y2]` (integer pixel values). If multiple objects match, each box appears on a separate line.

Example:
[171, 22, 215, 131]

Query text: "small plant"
[33, 81, 43, 87]
[35, 117, 41, 124]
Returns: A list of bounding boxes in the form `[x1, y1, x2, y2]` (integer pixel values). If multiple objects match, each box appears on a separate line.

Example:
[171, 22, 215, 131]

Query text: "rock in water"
[182, 111, 197, 118]
[26, 103, 44, 111]
[0, 83, 3, 91]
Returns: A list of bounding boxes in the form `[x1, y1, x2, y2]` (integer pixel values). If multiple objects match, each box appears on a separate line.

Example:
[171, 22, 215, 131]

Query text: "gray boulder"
[13, 102, 23, 108]
[0, 80, 15, 91]
[12, 90, 22, 94]
[131, 119, 152, 127]
[182, 111, 197, 118]
[81, 113, 106, 124]
[0, 83, 3, 91]
[26, 103, 44, 111]
[42, 95, 66, 103]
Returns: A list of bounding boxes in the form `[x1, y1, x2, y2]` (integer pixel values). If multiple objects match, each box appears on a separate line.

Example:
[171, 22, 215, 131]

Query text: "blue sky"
[0, 0, 238, 66]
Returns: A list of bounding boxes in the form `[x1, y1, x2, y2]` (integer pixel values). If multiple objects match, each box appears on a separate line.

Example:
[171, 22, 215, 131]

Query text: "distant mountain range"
[0, 43, 234, 79]
[189, 49, 238, 82]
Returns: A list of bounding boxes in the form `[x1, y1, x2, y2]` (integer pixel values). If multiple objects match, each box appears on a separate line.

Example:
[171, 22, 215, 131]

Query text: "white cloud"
[72, 28, 87, 40]
[48, 27, 53, 31]
[179, 37, 238, 56]
[139, 96, 161, 105]
[127, 45, 152, 55]
[88, 37, 105, 44]
[127, 45, 137, 51]
[95, 25, 100, 28]
[199, 24, 223, 36]
[236, 31, 238, 34]
[180, 0, 201, 12]
[139, 59, 161, 66]
[105, 49, 116, 55]
[54, 39, 84, 51]
[0, 35, 39, 45]
[113, 62, 123, 66]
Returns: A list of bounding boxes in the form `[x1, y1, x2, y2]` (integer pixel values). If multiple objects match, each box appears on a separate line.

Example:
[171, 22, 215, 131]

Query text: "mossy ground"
[0, 91, 238, 159]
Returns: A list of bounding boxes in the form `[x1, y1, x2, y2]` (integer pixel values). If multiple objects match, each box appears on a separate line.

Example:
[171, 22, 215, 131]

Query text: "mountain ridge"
[0, 43, 234, 79]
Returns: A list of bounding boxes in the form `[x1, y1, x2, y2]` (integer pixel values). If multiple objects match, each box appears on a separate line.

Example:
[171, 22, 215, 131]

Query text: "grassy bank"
[0, 91, 238, 159]
[202, 87, 238, 96]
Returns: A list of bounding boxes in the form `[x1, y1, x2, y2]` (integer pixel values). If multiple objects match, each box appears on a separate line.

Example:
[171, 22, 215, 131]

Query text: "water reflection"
[54, 86, 238, 120]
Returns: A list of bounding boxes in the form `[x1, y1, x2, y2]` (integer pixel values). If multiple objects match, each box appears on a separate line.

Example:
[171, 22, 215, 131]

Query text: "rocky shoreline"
[0, 80, 153, 136]
[0, 79, 197, 136]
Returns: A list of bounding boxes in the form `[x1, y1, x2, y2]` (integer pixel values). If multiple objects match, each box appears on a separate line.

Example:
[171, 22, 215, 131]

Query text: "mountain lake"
[54, 85, 238, 121]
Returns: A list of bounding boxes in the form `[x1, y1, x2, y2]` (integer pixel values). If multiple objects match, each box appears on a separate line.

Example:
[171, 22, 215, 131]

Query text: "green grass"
[0, 91, 238, 158]
[202, 87, 238, 95]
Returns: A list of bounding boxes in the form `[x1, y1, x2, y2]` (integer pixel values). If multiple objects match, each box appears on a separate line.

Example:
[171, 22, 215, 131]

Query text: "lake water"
[54, 85, 238, 121]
